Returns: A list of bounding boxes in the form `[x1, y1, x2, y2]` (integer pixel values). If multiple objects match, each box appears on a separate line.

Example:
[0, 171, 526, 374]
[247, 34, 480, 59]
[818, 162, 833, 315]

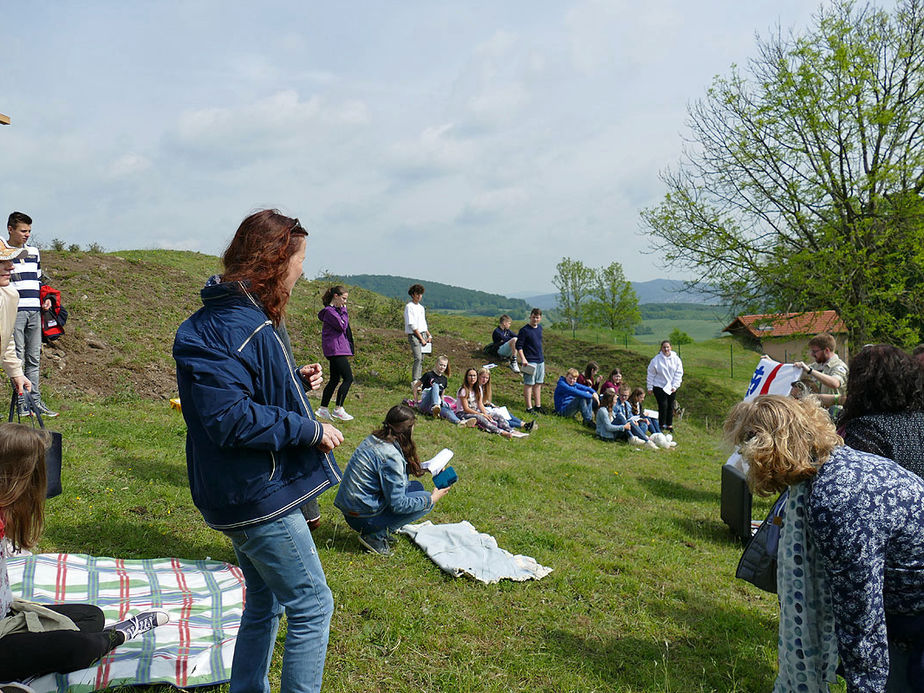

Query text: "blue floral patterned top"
[808, 446, 924, 691]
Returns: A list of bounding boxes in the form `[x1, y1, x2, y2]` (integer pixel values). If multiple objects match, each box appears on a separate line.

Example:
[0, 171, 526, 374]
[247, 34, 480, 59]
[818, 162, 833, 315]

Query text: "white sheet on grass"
[398, 521, 552, 584]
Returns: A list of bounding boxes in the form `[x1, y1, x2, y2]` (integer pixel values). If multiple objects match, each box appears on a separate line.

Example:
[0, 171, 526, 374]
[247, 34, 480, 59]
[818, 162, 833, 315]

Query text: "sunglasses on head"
[288, 218, 308, 236]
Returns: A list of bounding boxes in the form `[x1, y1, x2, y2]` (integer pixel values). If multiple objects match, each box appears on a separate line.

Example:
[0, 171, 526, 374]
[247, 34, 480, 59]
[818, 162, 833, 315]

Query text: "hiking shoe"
[524, 420, 537, 432]
[331, 406, 354, 421]
[315, 406, 331, 420]
[33, 400, 58, 418]
[535, 406, 550, 415]
[430, 404, 442, 416]
[358, 534, 392, 556]
[509, 360, 521, 374]
[111, 609, 169, 640]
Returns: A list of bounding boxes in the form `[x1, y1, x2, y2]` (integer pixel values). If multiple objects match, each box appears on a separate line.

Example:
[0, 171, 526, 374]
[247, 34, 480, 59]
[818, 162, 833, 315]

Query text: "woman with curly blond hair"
[725, 395, 924, 692]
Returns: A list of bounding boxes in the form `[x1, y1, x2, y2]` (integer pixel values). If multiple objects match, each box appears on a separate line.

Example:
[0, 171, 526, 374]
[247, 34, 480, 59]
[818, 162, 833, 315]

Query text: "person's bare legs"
[523, 384, 533, 410]
[533, 384, 542, 408]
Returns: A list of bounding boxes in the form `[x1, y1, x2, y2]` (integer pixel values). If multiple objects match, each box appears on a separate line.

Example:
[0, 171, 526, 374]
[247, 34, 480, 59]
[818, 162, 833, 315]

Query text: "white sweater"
[0, 285, 24, 379]
[647, 351, 683, 394]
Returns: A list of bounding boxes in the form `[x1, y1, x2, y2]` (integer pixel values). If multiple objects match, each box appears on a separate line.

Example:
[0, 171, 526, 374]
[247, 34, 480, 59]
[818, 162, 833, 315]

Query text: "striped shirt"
[10, 245, 41, 312]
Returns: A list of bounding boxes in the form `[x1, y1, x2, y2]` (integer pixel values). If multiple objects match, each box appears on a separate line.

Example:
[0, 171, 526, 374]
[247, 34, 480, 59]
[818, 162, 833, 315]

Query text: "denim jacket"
[334, 435, 433, 518]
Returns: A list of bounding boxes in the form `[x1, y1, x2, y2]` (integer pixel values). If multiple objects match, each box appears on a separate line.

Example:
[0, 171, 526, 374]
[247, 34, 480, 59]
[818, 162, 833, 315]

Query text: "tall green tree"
[641, 0, 924, 346]
[586, 262, 642, 335]
[553, 257, 595, 337]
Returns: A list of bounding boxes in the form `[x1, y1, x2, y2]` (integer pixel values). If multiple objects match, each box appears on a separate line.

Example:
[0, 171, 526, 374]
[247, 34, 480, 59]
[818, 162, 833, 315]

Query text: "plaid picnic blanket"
[7, 553, 243, 692]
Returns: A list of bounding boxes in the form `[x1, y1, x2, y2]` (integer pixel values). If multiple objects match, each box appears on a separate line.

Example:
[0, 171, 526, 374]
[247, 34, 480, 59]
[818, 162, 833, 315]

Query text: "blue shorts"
[497, 340, 515, 358]
[522, 361, 545, 385]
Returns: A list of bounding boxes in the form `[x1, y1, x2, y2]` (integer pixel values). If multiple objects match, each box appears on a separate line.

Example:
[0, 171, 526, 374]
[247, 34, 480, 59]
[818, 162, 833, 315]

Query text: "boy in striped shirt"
[7, 211, 57, 417]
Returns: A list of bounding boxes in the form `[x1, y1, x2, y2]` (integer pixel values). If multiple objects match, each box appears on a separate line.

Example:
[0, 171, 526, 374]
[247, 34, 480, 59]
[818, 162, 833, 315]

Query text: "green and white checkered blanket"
[8, 552, 243, 692]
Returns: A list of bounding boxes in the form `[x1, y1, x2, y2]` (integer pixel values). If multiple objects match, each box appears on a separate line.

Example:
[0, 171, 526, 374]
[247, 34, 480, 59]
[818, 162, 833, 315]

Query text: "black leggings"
[0, 603, 122, 681]
[653, 387, 676, 430]
[321, 355, 354, 408]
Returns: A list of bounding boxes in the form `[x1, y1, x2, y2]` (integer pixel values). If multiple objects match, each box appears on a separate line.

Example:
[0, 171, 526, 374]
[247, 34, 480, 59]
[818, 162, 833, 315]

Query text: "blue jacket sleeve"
[596, 408, 623, 434]
[378, 447, 433, 515]
[176, 336, 323, 451]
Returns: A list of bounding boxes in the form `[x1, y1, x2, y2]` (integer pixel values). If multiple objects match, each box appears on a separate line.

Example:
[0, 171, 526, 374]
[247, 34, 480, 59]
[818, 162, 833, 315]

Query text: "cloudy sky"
[2, 1, 843, 295]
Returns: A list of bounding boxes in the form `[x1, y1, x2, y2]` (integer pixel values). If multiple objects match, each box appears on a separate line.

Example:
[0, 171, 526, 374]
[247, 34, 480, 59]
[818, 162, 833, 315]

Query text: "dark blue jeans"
[342, 480, 432, 540]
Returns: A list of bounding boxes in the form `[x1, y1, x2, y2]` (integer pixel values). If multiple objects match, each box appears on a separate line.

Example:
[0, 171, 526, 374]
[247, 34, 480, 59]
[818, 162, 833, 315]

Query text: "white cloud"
[107, 153, 152, 178]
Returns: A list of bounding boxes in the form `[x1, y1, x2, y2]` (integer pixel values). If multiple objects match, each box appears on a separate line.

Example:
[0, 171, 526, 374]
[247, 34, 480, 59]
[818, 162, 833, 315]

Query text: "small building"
[722, 310, 848, 363]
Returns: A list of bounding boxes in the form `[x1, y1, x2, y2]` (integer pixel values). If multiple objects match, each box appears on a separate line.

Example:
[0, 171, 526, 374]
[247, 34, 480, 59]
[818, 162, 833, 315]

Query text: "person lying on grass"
[334, 405, 450, 556]
[476, 367, 536, 433]
[457, 368, 513, 438]
[0, 424, 167, 682]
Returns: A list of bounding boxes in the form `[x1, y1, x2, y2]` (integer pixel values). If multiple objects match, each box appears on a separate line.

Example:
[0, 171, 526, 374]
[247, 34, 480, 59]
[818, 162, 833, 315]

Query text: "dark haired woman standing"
[334, 405, 449, 556]
[316, 285, 354, 422]
[840, 344, 924, 479]
[174, 209, 344, 693]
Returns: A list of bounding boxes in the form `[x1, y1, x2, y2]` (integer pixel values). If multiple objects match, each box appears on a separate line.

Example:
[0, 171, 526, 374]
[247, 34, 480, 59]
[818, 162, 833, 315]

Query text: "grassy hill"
[29, 249, 791, 692]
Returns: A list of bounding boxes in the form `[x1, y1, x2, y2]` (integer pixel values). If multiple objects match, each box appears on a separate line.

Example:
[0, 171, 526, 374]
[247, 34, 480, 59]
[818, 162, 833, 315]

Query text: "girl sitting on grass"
[476, 367, 536, 433]
[628, 387, 675, 446]
[595, 391, 634, 444]
[599, 368, 623, 396]
[417, 355, 475, 427]
[577, 362, 601, 390]
[334, 405, 450, 556]
[457, 368, 513, 438]
[615, 386, 669, 449]
[0, 424, 168, 682]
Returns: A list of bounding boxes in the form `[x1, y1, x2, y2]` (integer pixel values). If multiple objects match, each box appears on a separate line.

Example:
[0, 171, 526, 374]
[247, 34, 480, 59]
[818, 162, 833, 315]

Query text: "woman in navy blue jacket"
[173, 209, 344, 693]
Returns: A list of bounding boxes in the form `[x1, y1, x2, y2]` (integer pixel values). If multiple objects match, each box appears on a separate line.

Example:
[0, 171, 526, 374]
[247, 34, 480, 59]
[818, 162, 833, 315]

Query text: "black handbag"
[8, 390, 63, 499]
[735, 489, 788, 593]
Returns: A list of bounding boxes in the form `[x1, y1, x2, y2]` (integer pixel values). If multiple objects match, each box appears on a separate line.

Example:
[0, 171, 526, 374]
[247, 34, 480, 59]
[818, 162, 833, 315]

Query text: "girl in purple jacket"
[317, 285, 355, 421]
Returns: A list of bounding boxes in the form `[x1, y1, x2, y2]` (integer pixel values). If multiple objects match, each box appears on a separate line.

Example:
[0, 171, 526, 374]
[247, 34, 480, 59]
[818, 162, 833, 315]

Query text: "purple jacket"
[318, 305, 353, 357]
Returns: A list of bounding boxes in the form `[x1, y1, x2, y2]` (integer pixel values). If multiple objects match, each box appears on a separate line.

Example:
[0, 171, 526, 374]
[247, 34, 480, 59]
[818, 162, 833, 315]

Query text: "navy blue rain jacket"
[173, 278, 341, 530]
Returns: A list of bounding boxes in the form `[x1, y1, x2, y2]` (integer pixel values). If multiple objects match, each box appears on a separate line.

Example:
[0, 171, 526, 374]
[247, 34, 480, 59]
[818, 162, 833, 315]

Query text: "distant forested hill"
[639, 303, 731, 321]
[335, 274, 531, 316]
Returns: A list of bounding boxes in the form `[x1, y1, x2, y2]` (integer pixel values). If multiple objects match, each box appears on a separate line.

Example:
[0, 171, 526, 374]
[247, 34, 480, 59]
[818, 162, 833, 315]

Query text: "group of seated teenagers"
[413, 354, 537, 438]
[554, 361, 677, 450]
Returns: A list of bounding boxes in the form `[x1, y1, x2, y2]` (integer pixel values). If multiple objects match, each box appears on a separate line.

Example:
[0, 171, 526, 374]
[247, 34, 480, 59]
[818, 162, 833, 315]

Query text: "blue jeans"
[13, 310, 41, 397]
[342, 480, 432, 540]
[559, 397, 593, 424]
[418, 386, 460, 424]
[643, 417, 661, 434]
[222, 510, 333, 693]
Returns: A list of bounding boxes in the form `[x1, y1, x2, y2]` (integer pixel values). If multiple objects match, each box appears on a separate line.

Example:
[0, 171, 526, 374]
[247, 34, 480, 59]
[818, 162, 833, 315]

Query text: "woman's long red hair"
[222, 210, 307, 325]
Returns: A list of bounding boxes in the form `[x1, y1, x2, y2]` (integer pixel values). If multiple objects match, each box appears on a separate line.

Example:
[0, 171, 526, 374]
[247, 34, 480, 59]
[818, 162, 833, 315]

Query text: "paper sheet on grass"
[8, 553, 242, 692]
[398, 521, 552, 584]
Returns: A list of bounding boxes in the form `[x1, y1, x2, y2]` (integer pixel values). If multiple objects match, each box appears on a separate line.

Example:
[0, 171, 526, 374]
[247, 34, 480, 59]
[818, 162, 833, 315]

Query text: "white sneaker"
[628, 435, 645, 447]
[331, 406, 354, 421]
[645, 439, 660, 451]
[315, 406, 331, 420]
[509, 360, 521, 374]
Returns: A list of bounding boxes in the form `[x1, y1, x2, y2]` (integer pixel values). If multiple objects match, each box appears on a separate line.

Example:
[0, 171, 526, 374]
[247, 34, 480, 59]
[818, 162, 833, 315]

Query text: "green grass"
[28, 249, 829, 691]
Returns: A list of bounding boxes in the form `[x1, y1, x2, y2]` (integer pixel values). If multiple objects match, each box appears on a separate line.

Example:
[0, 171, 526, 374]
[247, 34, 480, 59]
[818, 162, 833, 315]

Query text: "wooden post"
[0, 113, 10, 126]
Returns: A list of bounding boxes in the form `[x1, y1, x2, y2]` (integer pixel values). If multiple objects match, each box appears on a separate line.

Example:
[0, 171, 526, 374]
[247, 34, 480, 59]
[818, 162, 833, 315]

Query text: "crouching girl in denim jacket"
[334, 405, 450, 556]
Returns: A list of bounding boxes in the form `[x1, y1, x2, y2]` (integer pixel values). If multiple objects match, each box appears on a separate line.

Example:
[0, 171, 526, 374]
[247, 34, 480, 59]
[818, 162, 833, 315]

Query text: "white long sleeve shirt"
[647, 351, 683, 394]
[404, 301, 428, 335]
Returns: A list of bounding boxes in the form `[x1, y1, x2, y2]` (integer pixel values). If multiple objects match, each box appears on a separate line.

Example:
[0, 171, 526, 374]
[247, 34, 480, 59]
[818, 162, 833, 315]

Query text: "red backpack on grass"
[39, 285, 68, 343]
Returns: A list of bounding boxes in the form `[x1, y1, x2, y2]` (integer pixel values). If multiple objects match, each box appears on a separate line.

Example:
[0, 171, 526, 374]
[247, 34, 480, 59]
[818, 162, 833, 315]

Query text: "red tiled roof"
[722, 310, 846, 338]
